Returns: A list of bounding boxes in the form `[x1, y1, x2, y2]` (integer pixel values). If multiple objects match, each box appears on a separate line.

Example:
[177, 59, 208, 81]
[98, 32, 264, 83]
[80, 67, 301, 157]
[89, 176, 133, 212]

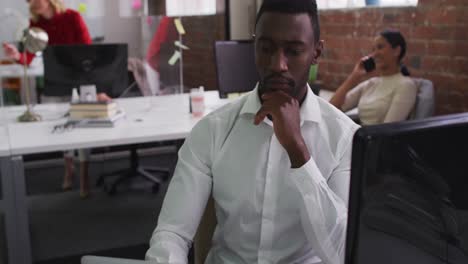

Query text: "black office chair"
[214, 40, 259, 98]
[96, 144, 171, 195]
[95, 71, 173, 195]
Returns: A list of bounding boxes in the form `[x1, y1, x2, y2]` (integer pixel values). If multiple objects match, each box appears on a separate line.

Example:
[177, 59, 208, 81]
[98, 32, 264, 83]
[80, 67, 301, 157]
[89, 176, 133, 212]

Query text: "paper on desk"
[174, 18, 186, 35]
[168, 51, 181, 66]
[174, 41, 189, 50]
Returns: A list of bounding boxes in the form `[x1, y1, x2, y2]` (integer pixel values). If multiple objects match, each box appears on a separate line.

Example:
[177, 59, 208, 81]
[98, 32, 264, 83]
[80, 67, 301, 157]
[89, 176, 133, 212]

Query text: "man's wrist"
[285, 139, 310, 168]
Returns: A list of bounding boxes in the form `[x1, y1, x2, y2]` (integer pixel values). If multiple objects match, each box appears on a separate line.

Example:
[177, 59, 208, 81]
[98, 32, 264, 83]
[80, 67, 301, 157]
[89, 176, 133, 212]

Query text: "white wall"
[101, 0, 143, 57]
[0, 0, 29, 56]
[229, 0, 258, 40]
[64, 0, 105, 38]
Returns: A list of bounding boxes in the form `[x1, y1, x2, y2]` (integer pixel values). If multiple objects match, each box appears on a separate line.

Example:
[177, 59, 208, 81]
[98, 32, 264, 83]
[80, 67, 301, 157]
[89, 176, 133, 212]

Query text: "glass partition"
[142, 15, 182, 96]
[0, 0, 222, 262]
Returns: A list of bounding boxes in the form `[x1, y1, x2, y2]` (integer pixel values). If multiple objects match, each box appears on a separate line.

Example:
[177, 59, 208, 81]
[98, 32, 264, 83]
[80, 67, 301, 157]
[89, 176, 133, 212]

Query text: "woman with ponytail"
[330, 29, 417, 125]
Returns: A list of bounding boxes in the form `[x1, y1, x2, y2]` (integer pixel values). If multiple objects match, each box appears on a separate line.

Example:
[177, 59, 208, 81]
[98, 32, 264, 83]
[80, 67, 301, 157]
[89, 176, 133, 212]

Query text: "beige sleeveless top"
[342, 73, 418, 125]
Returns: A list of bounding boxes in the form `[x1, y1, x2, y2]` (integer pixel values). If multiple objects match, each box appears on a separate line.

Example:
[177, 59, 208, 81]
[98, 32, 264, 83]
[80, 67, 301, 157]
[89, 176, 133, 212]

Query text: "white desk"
[0, 64, 44, 78]
[2, 91, 230, 264]
[5, 92, 227, 155]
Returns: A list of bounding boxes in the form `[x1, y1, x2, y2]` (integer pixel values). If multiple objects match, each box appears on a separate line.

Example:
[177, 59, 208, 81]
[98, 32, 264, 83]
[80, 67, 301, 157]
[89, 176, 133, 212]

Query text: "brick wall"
[181, 15, 226, 91]
[319, 0, 468, 115]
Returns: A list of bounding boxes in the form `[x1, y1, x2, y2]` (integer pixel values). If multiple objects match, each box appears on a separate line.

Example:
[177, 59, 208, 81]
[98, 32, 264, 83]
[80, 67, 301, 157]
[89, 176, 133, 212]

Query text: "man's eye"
[259, 44, 273, 53]
[286, 48, 302, 56]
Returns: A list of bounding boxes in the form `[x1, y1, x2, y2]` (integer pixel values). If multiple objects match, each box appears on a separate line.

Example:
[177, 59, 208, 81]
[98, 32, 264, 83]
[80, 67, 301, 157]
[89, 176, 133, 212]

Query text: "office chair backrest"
[214, 40, 259, 98]
[411, 78, 434, 119]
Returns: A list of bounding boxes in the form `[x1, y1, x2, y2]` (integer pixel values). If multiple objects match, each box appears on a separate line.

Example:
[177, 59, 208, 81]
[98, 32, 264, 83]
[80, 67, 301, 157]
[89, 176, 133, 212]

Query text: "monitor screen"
[43, 44, 128, 98]
[346, 113, 468, 264]
[214, 40, 259, 98]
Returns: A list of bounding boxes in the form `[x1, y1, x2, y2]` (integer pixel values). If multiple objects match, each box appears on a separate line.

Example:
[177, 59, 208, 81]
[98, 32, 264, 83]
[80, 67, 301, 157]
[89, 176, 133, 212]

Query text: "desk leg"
[10, 156, 32, 264]
[1, 157, 20, 264]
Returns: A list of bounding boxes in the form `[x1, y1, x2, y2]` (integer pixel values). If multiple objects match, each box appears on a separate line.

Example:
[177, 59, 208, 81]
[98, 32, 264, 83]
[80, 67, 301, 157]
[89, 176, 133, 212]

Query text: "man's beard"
[258, 74, 296, 98]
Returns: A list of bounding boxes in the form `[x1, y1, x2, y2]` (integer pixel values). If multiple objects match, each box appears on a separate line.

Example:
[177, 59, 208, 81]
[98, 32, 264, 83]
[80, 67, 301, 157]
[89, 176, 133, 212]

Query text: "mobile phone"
[362, 57, 376, 72]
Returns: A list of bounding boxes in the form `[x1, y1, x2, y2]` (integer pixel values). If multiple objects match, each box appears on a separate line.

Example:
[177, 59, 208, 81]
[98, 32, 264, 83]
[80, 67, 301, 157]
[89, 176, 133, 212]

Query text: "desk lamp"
[17, 27, 48, 122]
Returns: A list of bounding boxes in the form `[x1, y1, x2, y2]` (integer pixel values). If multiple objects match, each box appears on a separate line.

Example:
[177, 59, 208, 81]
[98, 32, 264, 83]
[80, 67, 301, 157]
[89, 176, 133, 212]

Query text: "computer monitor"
[43, 43, 128, 97]
[214, 40, 259, 98]
[346, 113, 468, 264]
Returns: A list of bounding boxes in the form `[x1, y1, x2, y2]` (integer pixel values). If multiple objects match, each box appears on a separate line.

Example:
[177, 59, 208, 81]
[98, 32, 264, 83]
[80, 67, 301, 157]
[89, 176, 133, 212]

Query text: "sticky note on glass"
[174, 18, 186, 35]
[168, 51, 181, 66]
[78, 3, 87, 14]
[132, 0, 142, 10]
[175, 41, 189, 50]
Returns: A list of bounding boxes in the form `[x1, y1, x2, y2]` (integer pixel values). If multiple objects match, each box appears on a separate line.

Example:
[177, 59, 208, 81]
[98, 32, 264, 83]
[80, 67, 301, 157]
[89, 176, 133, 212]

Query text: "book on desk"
[69, 101, 125, 128]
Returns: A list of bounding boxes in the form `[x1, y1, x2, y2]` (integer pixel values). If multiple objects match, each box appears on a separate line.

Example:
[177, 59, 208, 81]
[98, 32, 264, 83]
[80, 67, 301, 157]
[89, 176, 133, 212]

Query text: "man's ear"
[393, 46, 401, 59]
[312, 40, 324, 64]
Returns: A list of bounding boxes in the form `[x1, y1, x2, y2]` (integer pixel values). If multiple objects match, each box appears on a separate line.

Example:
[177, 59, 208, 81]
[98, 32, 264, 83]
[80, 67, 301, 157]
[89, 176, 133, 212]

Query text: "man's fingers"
[261, 90, 290, 101]
[254, 107, 270, 125]
[261, 92, 273, 101]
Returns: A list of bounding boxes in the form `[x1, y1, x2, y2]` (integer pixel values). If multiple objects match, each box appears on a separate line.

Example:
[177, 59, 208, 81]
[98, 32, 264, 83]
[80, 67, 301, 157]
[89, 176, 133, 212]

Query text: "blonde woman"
[2, 0, 94, 198]
[3, 0, 92, 64]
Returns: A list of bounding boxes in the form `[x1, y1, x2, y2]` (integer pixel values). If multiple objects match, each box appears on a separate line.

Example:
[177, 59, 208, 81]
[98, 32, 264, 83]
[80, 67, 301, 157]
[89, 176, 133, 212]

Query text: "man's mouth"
[264, 78, 294, 91]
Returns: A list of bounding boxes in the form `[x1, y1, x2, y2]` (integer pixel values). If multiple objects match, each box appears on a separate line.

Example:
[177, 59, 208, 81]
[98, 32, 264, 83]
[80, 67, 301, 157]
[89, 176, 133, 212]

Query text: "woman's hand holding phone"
[362, 56, 376, 72]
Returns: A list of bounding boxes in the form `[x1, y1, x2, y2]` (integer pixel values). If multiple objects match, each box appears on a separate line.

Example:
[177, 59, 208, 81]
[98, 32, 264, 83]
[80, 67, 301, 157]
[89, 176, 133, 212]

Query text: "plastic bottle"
[71, 88, 80, 103]
[191, 86, 205, 117]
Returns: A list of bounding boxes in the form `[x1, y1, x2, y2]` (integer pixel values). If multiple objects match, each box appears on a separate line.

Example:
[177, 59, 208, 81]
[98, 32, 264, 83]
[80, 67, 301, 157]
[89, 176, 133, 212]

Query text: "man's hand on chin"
[254, 90, 310, 168]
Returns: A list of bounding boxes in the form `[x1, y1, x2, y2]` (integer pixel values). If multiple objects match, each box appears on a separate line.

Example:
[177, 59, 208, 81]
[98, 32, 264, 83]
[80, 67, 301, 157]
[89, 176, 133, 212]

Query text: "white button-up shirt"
[146, 86, 359, 264]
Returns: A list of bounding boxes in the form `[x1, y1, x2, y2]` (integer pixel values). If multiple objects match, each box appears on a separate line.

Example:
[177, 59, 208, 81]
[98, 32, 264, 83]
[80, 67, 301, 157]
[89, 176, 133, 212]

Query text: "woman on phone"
[330, 29, 417, 125]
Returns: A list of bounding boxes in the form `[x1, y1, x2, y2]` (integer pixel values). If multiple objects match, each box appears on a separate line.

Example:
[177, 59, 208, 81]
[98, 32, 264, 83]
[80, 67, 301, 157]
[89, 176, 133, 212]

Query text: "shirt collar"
[240, 83, 322, 124]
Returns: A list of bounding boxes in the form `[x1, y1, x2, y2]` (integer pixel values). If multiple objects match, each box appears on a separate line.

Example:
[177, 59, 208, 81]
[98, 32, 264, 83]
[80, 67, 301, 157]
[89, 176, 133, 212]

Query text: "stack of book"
[69, 101, 125, 127]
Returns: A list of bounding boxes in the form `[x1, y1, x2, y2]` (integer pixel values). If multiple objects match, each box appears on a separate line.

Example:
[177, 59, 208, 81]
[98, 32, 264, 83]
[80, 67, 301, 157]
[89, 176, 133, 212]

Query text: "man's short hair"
[255, 0, 320, 43]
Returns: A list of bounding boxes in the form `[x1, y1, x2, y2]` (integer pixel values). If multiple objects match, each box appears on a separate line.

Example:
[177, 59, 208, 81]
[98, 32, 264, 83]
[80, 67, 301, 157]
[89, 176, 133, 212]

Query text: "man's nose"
[270, 50, 288, 73]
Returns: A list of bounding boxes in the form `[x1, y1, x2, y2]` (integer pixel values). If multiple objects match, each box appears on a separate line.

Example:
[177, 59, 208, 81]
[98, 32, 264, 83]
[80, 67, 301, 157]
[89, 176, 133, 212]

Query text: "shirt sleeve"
[383, 80, 418, 123]
[145, 119, 214, 263]
[17, 52, 35, 66]
[341, 80, 370, 112]
[289, 126, 356, 264]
